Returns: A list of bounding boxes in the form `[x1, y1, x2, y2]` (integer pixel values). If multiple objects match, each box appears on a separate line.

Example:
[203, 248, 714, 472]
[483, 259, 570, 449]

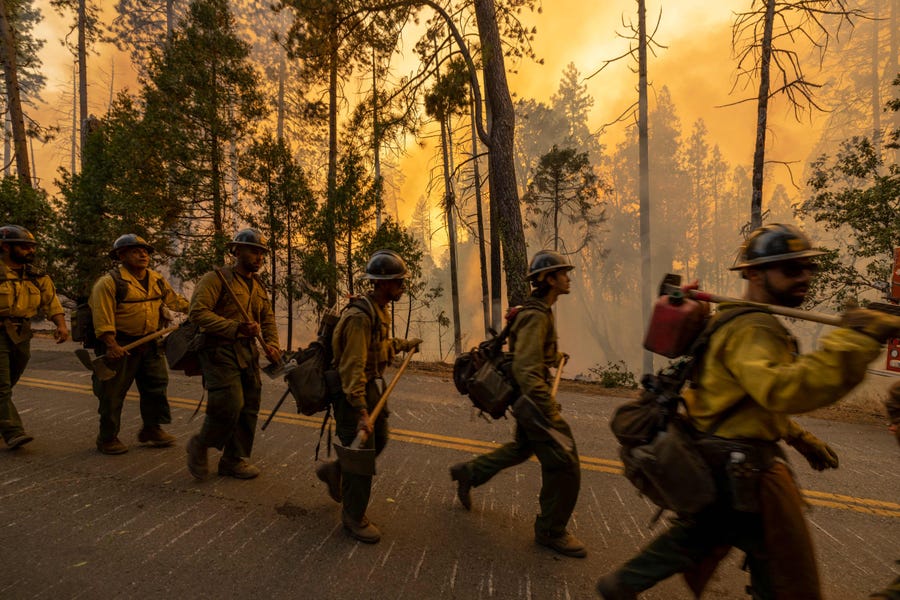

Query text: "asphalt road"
[1, 337, 897, 599]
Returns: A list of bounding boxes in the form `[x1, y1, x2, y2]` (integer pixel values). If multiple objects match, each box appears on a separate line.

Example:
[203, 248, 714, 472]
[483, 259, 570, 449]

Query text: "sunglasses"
[776, 261, 819, 278]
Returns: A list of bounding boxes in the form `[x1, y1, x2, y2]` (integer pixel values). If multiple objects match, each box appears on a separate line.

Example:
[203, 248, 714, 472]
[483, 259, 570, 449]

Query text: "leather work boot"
[341, 511, 381, 544]
[186, 435, 209, 480]
[6, 432, 34, 449]
[315, 460, 342, 503]
[535, 530, 587, 558]
[595, 573, 637, 600]
[449, 462, 473, 510]
[137, 425, 176, 447]
[96, 437, 129, 455]
[218, 458, 260, 479]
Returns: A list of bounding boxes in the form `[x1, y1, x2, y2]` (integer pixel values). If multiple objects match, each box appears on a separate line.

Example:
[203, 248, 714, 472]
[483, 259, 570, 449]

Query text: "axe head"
[74, 348, 94, 371]
[262, 352, 297, 379]
[333, 441, 376, 476]
[73, 348, 118, 381]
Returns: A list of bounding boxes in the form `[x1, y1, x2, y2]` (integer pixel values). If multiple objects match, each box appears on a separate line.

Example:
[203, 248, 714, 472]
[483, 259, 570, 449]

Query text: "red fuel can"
[643, 292, 710, 358]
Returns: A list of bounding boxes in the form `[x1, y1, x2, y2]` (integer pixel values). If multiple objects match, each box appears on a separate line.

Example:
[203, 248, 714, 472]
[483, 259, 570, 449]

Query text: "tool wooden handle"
[688, 290, 842, 326]
[352, 347, 418, 449]
[369, 348, 417, 423]
[213, 267, 270, 351]
[550, 354, 566, 400]
[119, 325, 179, 352]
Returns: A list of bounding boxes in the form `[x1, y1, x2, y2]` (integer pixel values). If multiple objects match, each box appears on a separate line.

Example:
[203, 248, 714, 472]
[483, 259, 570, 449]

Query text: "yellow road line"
[18, 375, 900, 518]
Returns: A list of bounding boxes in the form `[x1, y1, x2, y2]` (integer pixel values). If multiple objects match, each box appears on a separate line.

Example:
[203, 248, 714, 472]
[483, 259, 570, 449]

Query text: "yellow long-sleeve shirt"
[89, 266, 189, 337]
[332, 294, 417, 411]
[685, 304, 881, 440]
[509, 296, 559, 416]
[188, 266, 278, 346]
[0, 262, 64, 320]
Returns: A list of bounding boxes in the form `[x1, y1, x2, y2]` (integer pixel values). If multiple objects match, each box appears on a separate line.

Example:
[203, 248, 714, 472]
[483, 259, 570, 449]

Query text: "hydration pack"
[287, 297, 378, 416]
[452, 306, 524, 419]
[611, 306, 762, 516]
[71, 269, 166, 349]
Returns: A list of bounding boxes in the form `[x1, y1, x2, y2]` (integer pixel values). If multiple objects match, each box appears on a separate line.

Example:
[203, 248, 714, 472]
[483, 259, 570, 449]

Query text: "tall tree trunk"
[373, 48, 383, 229]
[872, 0, 881, 147]
[471, 94, 490, 336]
[553, 180, 560, 251]
[71, 66, 76, 174]
[267, 176, 277, 311]
[211, 134, 223, 242]
[77, 0, 88, 163]
[440, 115, 462, 355]
[166, 0, 175, 37]
[890, 0, 899, 164]
[286, 195, 294, 350]
[638, 0, 652, 374]
[0, 2, 31, 187]
[277, 57, 285, 141]
[326, 23, 339, 306]
[490, 180, 502, 327]
[346, 231, 354, 295]
[472, 0, 528, 306]
[3, 114, 10, 176]
[750, 0, 775, 230]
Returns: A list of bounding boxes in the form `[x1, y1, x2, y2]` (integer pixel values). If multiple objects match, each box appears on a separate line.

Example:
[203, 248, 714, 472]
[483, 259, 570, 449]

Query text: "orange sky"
[24, 0, 862, 369]
[28, 0, 829, 209]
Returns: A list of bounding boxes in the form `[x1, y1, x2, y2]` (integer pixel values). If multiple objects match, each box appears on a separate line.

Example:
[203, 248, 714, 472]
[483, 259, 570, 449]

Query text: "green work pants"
[614, 492, 775, 598]
[93, 340, 170, 442]
[0, 329, 30, 442]
[334, 380, 389, 522]
[196, 343, 261, 462]
[468, 417, 580, 538]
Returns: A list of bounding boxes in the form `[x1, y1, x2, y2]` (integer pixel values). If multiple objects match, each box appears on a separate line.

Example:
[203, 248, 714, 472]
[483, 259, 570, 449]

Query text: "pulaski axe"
[213, 267, 289, 380]
[74, 325, 178, 381]
[333, 347, 418, 476]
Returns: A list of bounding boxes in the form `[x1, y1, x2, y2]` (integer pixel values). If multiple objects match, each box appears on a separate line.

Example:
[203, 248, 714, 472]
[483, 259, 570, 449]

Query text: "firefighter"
[596, 223, 899, 599]
[185, 229, 281, 480]
[90, 234, 189, 455]
[449, 250, 586, 558]
[0, 225, 68, 448]
[317, 249, 421, 544]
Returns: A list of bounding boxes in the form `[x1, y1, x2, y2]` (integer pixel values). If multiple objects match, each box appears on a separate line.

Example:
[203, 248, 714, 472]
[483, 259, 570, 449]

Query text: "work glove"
[403, 338, 423, 352]
[786, 429, 839, 471]
[840, 309, 900, 344]
[356, 408, 373, 437]
[264, 344, 282, 365]
[237, 321, 260, 338]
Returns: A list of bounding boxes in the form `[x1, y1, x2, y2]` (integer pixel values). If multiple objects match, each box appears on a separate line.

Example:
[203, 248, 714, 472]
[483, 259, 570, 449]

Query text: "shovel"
[334, 347, 418, 476]
[74, 326, 178, 381]
[213, 267, 288, 379]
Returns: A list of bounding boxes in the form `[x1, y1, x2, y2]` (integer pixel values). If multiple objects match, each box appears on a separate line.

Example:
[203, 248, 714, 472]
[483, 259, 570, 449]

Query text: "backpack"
[285, 297, 379, 416]
[71, 269, 167, 349]
[164, 320, 204, 376]
[610, 306, 762, 516]
[452, 305, 529, 419]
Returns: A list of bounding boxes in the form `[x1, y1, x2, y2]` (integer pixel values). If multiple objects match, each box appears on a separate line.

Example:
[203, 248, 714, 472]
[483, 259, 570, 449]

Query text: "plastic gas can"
[643, 291, 709, 358]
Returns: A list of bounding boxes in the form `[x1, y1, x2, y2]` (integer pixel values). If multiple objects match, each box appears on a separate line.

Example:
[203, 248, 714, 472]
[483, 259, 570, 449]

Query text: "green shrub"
[586, 360, 638, 389]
